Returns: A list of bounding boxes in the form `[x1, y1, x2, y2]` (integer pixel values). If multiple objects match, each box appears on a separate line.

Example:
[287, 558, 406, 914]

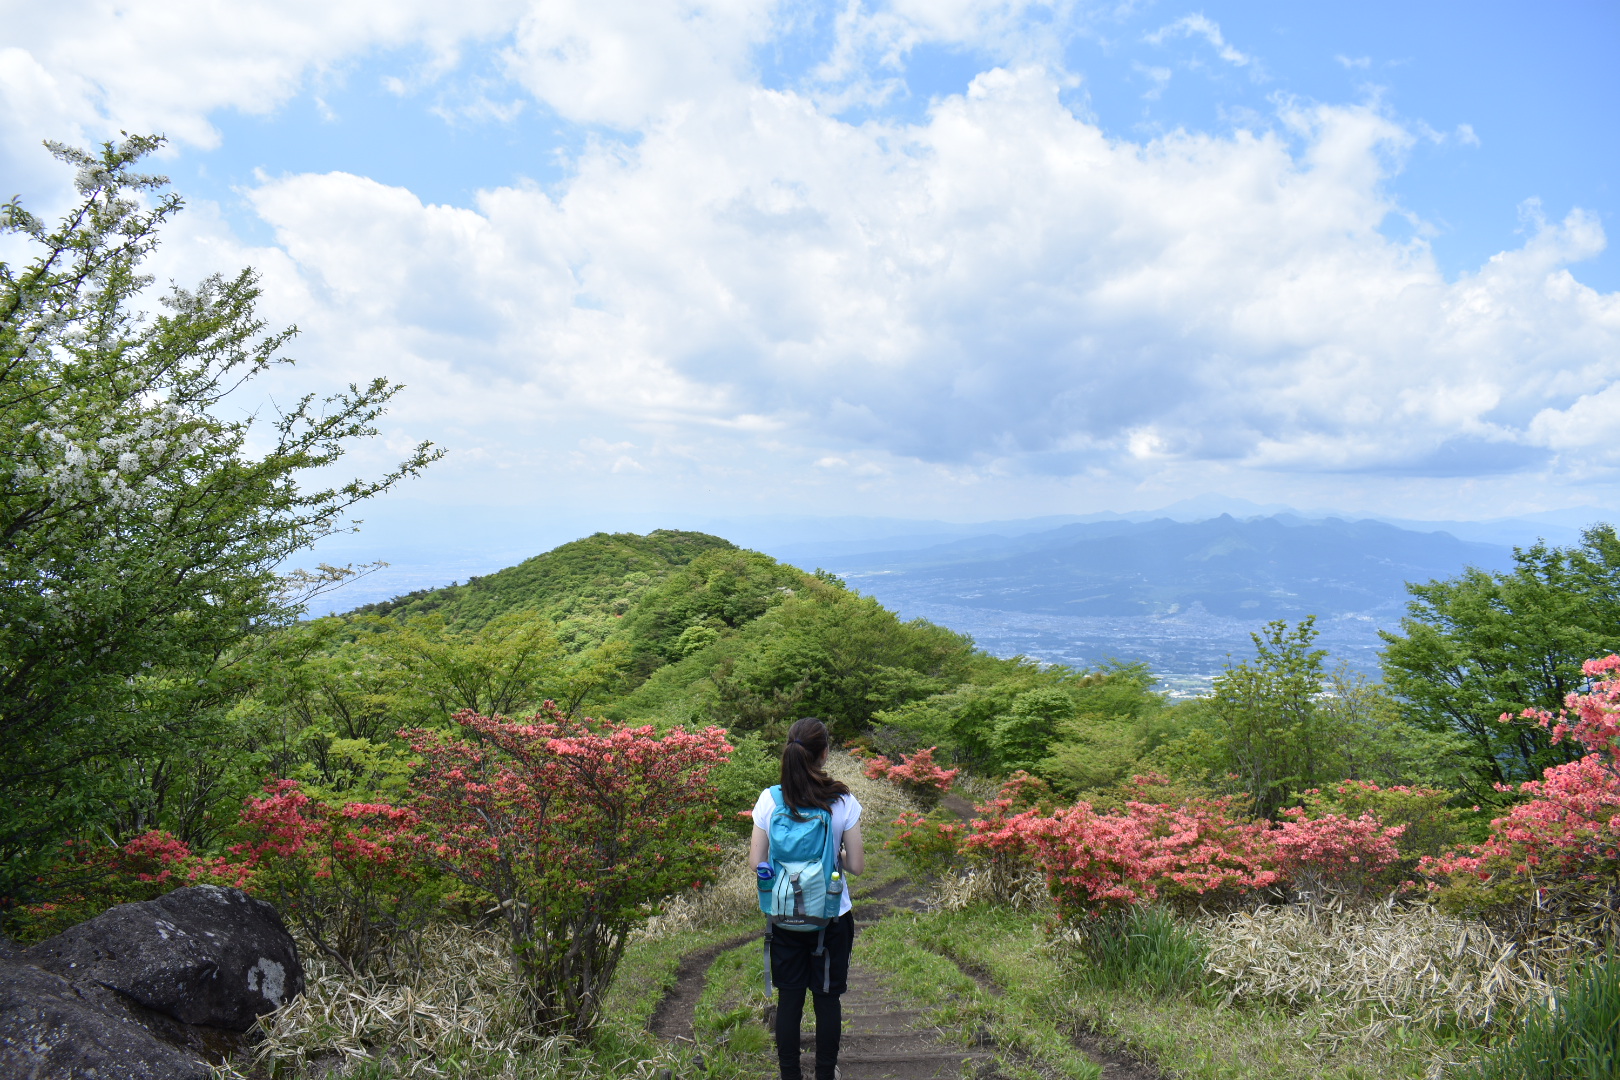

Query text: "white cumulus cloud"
[5, 0, 1618, 520]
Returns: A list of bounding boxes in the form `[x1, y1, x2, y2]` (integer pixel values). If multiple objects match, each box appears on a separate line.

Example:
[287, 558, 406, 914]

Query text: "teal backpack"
[758, 785, 844, 993]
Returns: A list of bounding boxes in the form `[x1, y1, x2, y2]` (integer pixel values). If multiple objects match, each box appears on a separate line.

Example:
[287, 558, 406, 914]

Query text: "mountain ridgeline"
[822, 514, 1516, 620]
[335, 516, 1521, 706]
[348, 529, 738, 629]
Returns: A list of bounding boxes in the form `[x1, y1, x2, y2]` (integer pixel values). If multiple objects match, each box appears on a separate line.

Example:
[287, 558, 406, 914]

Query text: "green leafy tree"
[869, 682, 1010, 765]
[1029, 663, 1167, 794]
[709, 732, 780, 836]
[1312, 665, 1471, 791]
[622, 548, 806, 674]
[992, 687, 1077, 772]
[868, 659, 1166, 785]
[1209, 618, 1329, 818]
[0, 137, 436, 908]
[380, 612, 564, 721]
[1380, 525, 1620, 796]
[709, 582, 976, 735]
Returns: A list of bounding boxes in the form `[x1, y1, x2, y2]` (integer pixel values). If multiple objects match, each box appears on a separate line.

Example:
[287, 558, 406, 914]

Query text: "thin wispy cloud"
[1146, 13, 1253, 68]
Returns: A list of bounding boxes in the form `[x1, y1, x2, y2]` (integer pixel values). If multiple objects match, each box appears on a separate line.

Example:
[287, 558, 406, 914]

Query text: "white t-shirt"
[752, 788, 863, 917]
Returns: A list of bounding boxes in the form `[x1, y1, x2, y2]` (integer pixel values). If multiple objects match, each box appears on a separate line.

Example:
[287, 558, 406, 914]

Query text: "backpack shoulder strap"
[768, 785, 784, 811]
[824, 795, 841, 872]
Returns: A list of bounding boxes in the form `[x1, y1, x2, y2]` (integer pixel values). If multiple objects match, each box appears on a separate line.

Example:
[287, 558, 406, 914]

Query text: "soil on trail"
[797, 951, 996, 1079]
[649, 932, 760, 1040]
[947, 957, 1164, 1080]
[647, 874, 1167, 1080]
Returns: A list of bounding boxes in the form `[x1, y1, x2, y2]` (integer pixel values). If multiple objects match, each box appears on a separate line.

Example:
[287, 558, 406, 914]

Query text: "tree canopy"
[1381, 525, 1620, 797]
[0, 137, 436, 905]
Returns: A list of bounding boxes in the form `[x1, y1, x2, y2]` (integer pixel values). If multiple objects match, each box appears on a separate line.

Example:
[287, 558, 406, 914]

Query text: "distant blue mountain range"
[786, 515, 1521, 688]
[818, 514, 1513, 620]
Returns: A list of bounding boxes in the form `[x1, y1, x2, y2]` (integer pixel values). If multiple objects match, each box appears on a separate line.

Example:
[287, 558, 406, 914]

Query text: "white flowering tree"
[0, 136, 439, 908]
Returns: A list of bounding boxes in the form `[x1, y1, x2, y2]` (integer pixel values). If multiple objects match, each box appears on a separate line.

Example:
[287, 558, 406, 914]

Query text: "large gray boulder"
[0, 957, 210, 1080]
[25, 884, 304, 1031]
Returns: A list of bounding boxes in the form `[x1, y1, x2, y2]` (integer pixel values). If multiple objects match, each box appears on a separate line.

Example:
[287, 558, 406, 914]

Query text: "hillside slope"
[348, 529, 736, 629]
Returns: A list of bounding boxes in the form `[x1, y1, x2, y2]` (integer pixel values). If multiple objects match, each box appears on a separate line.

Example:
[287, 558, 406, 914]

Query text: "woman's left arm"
[840, 821, 866, 876]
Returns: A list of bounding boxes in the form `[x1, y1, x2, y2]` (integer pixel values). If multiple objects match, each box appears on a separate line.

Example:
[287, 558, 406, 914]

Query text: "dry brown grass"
[634, 841, 760, 941]
[932, 863, 1052, 912]
[216, 924, 614, 1079]
[1200, 898, 1560, 1037]
[822, 748, 916, 822]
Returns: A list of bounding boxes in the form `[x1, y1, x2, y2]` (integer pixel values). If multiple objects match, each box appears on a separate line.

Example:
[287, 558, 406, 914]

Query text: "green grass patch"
[1458, 950, 1620, 1080]
[859, 909, 1103, 1079]
[691, 937, 777, 1073]
[1072, 903, 1212, 1000]
[588, 917, 770, 1078]
[871, 903, 1474, 1080]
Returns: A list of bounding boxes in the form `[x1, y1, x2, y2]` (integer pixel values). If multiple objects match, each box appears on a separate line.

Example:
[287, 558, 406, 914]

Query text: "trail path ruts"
[942, 955, 1166, 1080]
[648, 796, 1168, 1080]
[800, 949, 998, 1080]
[649, 932, 760, 1040]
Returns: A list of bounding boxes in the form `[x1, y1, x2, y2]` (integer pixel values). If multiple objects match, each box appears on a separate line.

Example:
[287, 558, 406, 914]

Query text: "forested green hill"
[349, 529, 736, 630]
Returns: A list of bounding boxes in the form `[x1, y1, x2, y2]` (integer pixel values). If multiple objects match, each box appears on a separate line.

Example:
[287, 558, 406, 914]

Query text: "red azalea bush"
[1421, 759, 1620, 924]
[917, 772, 1427, 918]
[958, 775, 1278, 917]
[7, 831, 250, 943]
[405, 705, 731, 1037]
[1294, 780, 1463, 862]
[231, 780, 430, 974]
[1273, 808, 1406, 900]
[863, 746, 960, 807]
[1420, 656, 1620, 931]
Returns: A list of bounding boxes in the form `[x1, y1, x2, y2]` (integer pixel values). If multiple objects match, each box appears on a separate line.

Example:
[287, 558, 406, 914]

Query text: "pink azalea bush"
[1294, 780, 1462, 862]
[965, 785, 1279, 916]
[404, 704, 731, 1036]
[231, 780, 431, 974]
[863, 746, 960, 807]
[1272, 808, 1406, 900]
[1417, 656, 1620, 927]
[893, 770, 1429, 918]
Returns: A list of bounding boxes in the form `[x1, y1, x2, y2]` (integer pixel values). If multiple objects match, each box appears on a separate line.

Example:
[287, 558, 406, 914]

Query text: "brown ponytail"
[780, 717, 850, 816]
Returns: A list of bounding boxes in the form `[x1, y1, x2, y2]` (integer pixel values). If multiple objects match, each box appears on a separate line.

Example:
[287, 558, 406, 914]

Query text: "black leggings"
[775, 986, 841, 1080]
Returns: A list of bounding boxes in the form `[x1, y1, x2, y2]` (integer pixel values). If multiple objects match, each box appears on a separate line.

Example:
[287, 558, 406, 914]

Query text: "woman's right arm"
[839, 821, 866, 876]
[749, 826, 769, 867]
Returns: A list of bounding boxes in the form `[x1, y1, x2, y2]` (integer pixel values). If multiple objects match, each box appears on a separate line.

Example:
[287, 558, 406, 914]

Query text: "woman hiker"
[749, 716, 866, 1080]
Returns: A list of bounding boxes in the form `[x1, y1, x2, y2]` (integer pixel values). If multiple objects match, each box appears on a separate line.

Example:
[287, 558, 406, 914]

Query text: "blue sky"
[140, 0, 1620, 294]
[3, 0, 1618, 578]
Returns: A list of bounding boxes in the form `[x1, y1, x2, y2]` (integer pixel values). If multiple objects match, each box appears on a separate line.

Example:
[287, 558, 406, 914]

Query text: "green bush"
[1072, 904, 1208, 1000]
[885, 810, 966, 879]
[710, 733, 779, 836]
[1294, 779, 1464, 861]
[1463, 950, 1620, 1079]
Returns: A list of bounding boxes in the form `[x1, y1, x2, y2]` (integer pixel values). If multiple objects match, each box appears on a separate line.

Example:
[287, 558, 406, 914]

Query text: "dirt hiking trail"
[649, 863, 1165, 1079]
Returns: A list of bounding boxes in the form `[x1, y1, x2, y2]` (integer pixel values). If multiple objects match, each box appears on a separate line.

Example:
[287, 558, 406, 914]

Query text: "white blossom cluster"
[10, 403, 231, 522]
